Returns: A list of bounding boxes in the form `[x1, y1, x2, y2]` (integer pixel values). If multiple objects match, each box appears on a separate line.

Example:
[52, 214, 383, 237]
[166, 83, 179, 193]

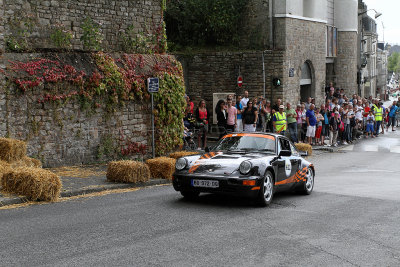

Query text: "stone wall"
[275, 17, 327, 106]
[335, 31, 358, 95]
[176, 50, 284, 118]
[0, 52, 161, 167]
[0, 0, 162, 53]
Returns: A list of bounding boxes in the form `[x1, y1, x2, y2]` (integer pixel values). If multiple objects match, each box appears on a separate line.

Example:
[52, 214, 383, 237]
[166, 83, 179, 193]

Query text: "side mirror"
[205, 147, 210, 153]
[278, 150, 292, 158]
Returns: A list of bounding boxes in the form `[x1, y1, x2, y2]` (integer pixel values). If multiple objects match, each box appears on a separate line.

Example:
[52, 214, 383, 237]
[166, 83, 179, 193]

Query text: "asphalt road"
[1, 132, 400, 266]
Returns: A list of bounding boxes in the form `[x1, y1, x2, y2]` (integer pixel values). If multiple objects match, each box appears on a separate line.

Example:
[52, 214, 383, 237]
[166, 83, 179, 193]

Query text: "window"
[279, 138, 291, 152]
[327, 26, 337, 57]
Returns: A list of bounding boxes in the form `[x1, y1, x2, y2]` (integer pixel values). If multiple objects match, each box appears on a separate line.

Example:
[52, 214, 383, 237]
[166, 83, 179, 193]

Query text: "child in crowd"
[365, 110, 375, 138]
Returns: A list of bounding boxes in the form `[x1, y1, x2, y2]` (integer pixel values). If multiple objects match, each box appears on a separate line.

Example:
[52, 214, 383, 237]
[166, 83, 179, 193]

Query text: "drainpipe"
[269, 0, 274, 50]
[262, 51, 266, 98]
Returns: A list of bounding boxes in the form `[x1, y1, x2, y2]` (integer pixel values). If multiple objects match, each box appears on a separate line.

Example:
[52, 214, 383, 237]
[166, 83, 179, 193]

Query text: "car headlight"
[239, 161, 252, 175]
[176, 158, 187, 170]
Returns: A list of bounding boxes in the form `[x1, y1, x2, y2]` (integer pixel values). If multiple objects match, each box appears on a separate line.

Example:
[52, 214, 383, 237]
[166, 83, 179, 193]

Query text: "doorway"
[300, 61, 314, 103]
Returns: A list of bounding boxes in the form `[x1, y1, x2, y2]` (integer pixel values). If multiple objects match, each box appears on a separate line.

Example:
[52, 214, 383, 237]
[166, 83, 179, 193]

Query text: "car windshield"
[213, 135, 276, 153]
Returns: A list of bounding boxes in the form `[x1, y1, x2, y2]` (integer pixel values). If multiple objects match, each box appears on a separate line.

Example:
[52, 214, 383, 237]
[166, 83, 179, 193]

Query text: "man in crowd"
[286, 102, 298, 143]
[226, 98, 237, 133]
[240, 90, 249, 108]
[273, 105, 287, 135]
[305, 97, 312, 110]
[272, 98, 282, 114]
[306, 104, 317, 145]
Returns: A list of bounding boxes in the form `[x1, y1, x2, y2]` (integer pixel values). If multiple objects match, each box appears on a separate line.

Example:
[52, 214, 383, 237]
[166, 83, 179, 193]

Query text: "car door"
[275, 137, 299, 189]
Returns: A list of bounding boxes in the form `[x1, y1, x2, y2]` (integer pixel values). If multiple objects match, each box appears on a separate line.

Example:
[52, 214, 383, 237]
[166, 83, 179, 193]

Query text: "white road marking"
[390, 146, 400, 153]
[363, 145, 379, 152]
[340, 145, 354, 151]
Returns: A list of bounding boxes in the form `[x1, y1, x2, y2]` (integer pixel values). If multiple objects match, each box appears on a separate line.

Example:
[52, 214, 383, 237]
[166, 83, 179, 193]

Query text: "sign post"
[147, 77, 159, 158]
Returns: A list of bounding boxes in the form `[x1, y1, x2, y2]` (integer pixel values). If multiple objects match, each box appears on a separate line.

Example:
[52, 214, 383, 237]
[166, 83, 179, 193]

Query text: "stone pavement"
[0, 164, 171, 207]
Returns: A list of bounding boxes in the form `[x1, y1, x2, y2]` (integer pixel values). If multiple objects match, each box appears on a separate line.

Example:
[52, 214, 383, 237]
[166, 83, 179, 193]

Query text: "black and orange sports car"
[173, 133, 315, 206]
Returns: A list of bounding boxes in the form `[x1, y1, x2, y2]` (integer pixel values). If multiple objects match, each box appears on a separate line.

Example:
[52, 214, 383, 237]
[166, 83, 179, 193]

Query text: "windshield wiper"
[254, 149, 275, 153]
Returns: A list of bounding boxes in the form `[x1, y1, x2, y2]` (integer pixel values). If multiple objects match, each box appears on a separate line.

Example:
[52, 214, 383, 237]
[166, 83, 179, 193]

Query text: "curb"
[0, 179, 172, 208]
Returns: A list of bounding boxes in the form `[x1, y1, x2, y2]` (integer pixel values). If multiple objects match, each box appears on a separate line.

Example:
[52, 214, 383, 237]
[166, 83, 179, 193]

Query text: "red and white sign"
[237, 76, 243, 88]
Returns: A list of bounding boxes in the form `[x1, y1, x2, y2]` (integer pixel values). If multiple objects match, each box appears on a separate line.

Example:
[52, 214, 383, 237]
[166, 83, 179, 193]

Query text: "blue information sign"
[147, 77, 159, 93]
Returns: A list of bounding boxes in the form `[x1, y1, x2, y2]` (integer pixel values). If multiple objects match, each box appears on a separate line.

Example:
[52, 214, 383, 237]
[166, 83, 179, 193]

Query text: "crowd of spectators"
[183, 86, 400, 149]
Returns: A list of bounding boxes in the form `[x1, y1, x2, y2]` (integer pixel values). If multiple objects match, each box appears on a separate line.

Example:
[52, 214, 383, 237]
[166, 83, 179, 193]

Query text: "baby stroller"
[183, 113, 197, 150]
[183, 128, 197, 150]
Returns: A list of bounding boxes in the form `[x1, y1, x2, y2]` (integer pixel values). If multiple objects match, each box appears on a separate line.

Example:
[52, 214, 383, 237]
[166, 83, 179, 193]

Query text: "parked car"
[173, 133, 315, 206]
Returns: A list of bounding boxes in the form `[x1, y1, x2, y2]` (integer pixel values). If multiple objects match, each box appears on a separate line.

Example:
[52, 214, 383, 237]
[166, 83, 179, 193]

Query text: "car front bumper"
[172, 174, 263, 198]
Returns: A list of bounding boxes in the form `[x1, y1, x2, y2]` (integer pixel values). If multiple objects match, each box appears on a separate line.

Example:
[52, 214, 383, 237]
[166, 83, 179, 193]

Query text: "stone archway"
[300, 61, 315, 102]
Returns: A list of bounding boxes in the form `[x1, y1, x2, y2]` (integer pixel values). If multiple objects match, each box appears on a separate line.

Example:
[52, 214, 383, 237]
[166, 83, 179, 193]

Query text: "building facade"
[180, 0, 360, 110]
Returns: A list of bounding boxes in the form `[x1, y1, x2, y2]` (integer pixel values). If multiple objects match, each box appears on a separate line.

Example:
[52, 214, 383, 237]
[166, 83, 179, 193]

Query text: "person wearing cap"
[273, 105, 287, 135]
[329, 111, 341, 147]
[306, 104, 317, 145]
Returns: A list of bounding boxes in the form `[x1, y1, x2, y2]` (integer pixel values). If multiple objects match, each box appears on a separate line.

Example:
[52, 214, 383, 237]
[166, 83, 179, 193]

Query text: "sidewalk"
[0, 164, 171, 207]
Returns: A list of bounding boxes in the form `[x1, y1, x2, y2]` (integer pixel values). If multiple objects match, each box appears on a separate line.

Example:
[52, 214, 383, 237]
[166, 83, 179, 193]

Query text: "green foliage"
[154, 73, 186, 155]
[80, 17, 104, 51]
[5, 15, 37, 52]
[97, 133, 117, 159]
[165, 0, 248, 48]
[388, 52, 400, 73]
[120, 25, 154, 54]
[50, 25, 73, 49]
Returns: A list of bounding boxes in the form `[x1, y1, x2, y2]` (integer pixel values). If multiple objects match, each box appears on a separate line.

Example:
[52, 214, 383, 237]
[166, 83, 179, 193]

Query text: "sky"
[363, 0, 400, 45]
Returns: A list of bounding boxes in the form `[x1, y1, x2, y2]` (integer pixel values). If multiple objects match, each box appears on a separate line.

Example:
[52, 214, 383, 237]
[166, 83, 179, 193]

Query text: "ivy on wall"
[4, 52, 186, 156]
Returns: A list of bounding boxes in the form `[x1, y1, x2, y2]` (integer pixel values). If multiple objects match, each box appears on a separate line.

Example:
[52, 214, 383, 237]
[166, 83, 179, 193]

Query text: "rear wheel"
[299, 167, 314, 195]
[256, 171, 274, 207]
[180, 190, 200, 199]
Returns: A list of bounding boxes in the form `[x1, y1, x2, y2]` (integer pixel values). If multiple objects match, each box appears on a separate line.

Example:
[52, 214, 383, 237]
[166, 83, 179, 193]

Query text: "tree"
[388, 52, 400, 73]
[165, 0, 248, 48]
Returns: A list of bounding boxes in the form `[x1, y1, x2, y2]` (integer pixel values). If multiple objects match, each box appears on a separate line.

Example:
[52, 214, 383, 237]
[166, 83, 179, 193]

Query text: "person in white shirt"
[240, 90, 249, 109]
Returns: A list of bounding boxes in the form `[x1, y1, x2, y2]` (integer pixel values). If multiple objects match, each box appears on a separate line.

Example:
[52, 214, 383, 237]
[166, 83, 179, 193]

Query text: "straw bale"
[0, 138, 27, 162]
[146, 157, 176, 180]
[0, 160, 11, 182]
[106, 160, 150, 183]
[11, 156, 42, 168]
[295, 143, 313, 156]
[169, 151, 199, 159]
[1, 167, 62, 202]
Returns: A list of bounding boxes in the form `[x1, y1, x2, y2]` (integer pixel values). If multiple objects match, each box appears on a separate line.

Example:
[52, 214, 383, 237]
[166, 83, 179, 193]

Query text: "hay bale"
[106, 160, 150, 183]
[0, 160, 11, 182]
[0, 138, 27, 162]
[169, 151, 199, 159]
[1, 167, 62, 202]
[146, 157, 176, 180]
[295, 143, 313, 156]
[11, 156, 42, 168]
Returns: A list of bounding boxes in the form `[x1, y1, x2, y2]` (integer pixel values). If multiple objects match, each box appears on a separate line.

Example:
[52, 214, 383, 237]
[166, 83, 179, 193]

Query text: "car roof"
[226, 132, 282, 138]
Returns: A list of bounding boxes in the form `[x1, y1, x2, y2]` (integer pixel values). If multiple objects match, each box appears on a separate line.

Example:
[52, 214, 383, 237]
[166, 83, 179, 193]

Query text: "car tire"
[299, 167, 314, 195]
[180, 190, 200, 199]
[256, 171, 274, 207]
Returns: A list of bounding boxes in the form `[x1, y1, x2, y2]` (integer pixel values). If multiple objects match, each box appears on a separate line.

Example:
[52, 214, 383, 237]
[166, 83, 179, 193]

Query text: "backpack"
[339, 121, 345, 132]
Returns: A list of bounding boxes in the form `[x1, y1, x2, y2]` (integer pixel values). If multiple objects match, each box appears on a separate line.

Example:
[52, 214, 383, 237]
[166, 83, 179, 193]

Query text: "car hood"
[186, 151, 274, 176]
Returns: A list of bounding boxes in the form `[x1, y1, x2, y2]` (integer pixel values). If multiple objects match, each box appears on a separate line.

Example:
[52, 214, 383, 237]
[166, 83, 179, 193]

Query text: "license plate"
[192, 179, 219, 188]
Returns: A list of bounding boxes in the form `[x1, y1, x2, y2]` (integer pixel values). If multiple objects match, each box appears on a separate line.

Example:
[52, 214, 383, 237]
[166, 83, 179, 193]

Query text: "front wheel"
[299, 167, 314, 195]
[256, 171, 274, 207]
[180, 190, 200, 199]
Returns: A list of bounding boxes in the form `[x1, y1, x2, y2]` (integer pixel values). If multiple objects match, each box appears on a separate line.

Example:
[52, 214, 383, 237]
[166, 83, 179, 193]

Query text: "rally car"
[172, 133, 315, 206]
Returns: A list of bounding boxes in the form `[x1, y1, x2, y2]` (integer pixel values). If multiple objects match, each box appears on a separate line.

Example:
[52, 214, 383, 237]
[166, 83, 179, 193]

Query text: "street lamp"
[358, 9, 382, 19]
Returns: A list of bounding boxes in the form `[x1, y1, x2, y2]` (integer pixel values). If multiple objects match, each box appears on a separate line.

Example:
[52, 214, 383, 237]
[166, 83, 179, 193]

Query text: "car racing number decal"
[284, 158, 292, 177]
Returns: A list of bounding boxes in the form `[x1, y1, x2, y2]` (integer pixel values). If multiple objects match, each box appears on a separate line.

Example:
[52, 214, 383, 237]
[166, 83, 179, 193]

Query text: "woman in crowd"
[242, 101, 258, 132]
[315, 107, 324, 145]
[195, 99, 208, 149]
[215, 99, 227, 139]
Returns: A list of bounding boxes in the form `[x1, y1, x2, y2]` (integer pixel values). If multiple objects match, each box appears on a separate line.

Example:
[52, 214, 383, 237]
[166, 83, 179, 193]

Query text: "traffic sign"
[272, 78, 282, 87]
[147, 77, 159, 93]
[237, 76, 243, 88]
